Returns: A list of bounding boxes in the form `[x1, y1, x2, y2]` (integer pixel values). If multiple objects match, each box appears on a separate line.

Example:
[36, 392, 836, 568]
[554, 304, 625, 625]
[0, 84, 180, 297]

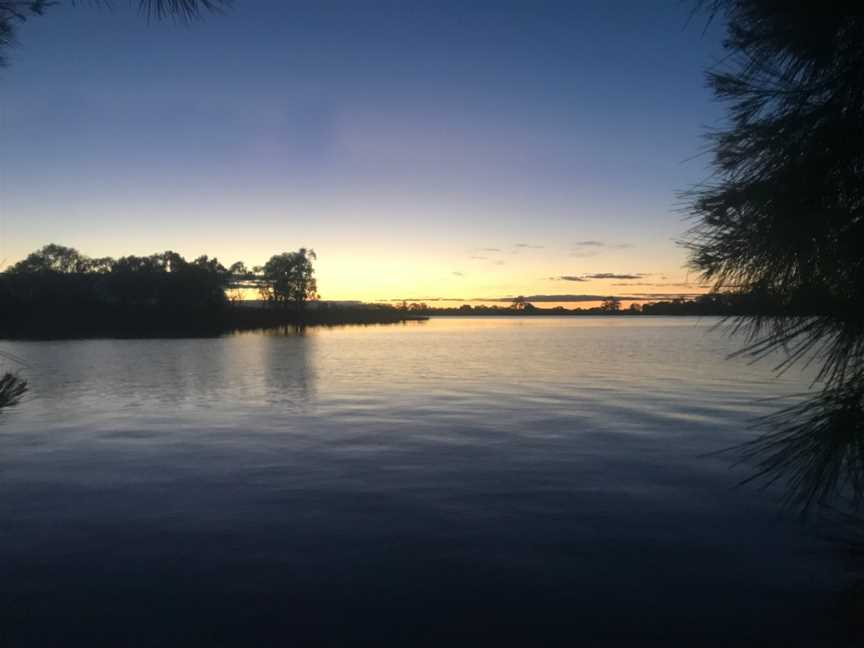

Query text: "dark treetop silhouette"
[254, 249, 319, 311]
[0, 243, 783, 342]
[687, 6, 864, 511]
[1, 1, 229, 405]
[0, 244, 420, 339]
[394, 293, 772, 318]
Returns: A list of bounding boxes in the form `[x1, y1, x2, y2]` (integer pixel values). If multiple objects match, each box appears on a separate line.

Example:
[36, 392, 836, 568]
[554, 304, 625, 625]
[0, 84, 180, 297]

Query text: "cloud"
[582, 273, 645, 280]
[552, 275, 589, 282]
[572, 241, 632, 249]
[551, 273, 647, 281]
[612, 282, 696, 287]
[470, 255, 488, 260]
[568, 240, 633, 257]
[627, 293, 708, 300]
[479, 247, 502, 252]
[513, 243, 544, 249]
[385, 292, 707, 304]
[477, 294, 616, 302]
[477, 292, 705, 303]
[452, 271, 465, 277]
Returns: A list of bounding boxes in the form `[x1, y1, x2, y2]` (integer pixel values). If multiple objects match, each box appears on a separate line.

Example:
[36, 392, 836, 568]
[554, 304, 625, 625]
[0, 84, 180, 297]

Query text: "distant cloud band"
[552, 272, 646, 281]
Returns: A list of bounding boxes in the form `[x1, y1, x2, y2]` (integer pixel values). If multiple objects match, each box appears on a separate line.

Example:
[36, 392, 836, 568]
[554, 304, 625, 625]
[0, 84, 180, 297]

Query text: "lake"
[0, 317, 849, 646]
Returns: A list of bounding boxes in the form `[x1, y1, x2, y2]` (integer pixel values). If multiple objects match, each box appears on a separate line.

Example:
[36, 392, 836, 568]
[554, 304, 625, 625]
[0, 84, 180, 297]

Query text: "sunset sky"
[0, 1, 725, 304]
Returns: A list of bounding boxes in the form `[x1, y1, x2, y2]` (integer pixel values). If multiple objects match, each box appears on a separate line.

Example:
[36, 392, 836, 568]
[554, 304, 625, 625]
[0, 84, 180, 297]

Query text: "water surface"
[0, 317, 846, 646]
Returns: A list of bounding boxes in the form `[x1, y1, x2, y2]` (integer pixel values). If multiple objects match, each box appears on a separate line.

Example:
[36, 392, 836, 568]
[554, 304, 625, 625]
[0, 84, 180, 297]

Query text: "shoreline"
[0, 306, 428, 341]
[0, 311, 735, 341]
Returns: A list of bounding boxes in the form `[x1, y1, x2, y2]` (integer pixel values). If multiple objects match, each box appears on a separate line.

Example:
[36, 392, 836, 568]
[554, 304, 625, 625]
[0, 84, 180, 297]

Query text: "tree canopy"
[0, 243, 323, 337]
[1, 243, 322, 310]
[600, 297, 621, 313]
[255, 249, 318, 310]
[3, 244, 235, 309]
[687, 6, 864, 510]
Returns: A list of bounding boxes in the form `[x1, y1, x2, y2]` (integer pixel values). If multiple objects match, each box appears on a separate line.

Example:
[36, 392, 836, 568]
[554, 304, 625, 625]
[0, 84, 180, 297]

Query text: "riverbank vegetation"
[395, 292, 783, 317]
[0, 243, 804, 340]
[0, 244, 422, 339]
[0, 243, 789, 340]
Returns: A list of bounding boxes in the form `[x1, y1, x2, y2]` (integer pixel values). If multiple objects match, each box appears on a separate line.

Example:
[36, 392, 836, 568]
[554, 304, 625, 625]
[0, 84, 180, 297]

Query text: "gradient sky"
[0, 1, 725, 303]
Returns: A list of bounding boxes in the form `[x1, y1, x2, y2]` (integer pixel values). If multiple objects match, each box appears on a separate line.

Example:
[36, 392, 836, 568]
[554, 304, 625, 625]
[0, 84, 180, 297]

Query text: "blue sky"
[0, 0, 725, 302]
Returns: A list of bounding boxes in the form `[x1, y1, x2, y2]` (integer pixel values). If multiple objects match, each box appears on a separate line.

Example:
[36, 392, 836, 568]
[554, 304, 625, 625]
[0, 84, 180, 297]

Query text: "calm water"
[0, 317, 848, 646]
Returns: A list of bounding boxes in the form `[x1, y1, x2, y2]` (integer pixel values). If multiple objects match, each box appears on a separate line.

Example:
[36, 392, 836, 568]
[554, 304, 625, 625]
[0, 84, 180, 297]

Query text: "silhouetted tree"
[9, 243, 90, 274]
[228, 261, 249, 279]
[256, 249, 318, 311]
[1, 243, 430, 336]
[225, 261, 251, 302]
[1, 243, 233, 315]
[510, 295, 527, 310]
[600, 297, 621, 313]
[687, 6, 864, 510]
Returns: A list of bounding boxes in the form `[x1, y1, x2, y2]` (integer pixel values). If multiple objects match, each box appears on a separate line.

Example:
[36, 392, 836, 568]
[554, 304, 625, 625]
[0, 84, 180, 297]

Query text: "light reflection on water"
[0, 317, 846, 646]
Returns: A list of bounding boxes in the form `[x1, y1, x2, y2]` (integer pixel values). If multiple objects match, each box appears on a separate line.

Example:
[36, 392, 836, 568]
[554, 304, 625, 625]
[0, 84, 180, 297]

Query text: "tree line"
[396, 293, 781, 317]
[1, 243, 317, 306]
[0, 244, 319, 337]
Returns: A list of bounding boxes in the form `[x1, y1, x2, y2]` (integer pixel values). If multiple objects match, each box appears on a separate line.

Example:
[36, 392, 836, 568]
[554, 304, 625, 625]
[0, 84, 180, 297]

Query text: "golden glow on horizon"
[3, 227, 708, 304]
[217, 247, 708, 306]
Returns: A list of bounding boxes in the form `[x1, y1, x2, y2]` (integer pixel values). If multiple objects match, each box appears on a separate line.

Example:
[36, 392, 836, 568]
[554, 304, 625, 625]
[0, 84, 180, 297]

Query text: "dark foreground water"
[0, 317, 850, 646]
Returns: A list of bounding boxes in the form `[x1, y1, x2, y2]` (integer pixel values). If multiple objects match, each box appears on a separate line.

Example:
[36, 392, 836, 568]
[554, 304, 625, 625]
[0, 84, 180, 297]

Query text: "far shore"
[0, 294, 773, 341]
